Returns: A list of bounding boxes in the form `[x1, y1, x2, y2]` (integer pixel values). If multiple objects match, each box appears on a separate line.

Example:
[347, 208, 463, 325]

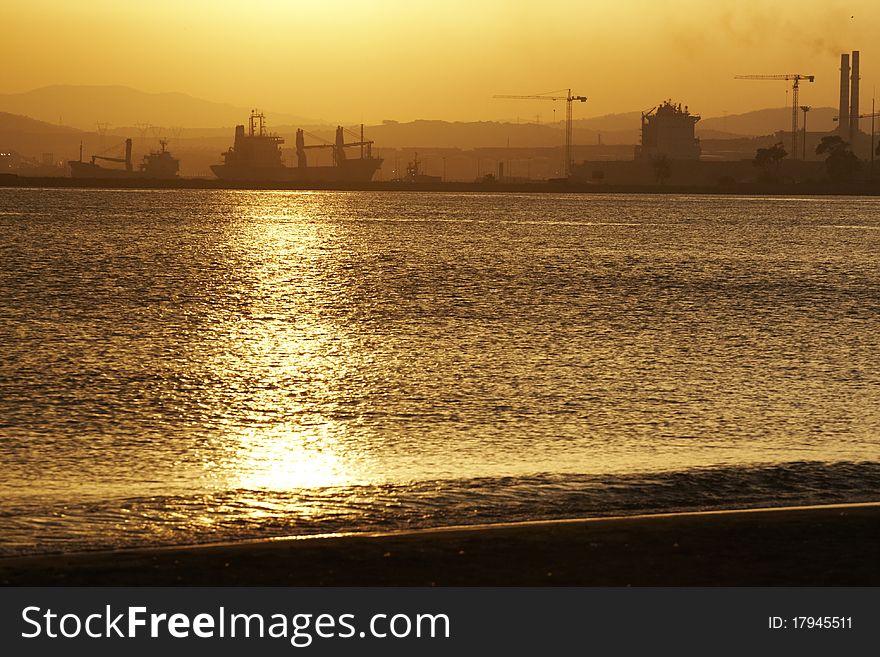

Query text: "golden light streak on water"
[231, 422, 354, 492]
[209, 194, 368, 498]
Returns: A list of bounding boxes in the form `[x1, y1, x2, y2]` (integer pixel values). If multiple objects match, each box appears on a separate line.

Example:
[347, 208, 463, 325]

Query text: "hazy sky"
[4, 0, 878, 122]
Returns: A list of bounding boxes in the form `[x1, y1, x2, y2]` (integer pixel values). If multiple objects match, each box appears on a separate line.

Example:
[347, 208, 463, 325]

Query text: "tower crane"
[734, 74, 815, 160]
[493, 89, 587, 177]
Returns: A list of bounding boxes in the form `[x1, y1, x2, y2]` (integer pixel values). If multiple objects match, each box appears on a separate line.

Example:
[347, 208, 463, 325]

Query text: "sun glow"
[3, 1, 876, 121]
[231, 422, 354, 491]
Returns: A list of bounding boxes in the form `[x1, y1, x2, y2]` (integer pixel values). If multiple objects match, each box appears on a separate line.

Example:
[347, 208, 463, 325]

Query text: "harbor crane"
[734, 74, 815, 160]
[88, 138, 133, 171]
[493, 89, 587, 177]
[295, 126, 375, 167]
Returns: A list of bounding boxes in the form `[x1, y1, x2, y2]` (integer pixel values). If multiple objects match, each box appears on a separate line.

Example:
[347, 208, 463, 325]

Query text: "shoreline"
[2, 173, 880, 195]
[3, 502, 879, 586]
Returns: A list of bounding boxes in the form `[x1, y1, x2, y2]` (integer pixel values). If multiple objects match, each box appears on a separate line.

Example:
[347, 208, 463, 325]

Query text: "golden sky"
[4, 0, 878, 122]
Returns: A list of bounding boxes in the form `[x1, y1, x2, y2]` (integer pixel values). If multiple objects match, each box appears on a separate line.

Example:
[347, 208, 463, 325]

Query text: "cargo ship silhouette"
[210, 111, 382, 182]
[69, 139, 180, 179]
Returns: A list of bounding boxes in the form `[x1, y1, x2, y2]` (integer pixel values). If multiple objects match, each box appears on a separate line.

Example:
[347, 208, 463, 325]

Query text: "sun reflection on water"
[231, 422, 355, 491]
[211, 194, 367, 498]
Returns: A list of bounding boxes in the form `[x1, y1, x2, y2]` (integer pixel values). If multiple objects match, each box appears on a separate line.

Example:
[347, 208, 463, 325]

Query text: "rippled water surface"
[1, 189, 879, 554]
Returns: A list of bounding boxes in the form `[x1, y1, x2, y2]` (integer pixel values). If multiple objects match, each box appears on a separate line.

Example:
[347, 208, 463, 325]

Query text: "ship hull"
[68, 161, 178, 179]
[68, 161, 137, 179]
[210, 158, 382, 182]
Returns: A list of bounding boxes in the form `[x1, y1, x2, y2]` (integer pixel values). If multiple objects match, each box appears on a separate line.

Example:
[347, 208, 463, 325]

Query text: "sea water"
[1, 189, 879, 554]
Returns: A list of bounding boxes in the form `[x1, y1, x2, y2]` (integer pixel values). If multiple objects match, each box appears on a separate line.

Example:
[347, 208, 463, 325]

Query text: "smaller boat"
[69, 139, 179, 179]
[392, 153, 442, 183]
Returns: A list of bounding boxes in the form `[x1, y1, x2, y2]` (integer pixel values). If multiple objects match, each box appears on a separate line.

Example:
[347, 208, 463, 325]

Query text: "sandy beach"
[2, 503, 878, 586]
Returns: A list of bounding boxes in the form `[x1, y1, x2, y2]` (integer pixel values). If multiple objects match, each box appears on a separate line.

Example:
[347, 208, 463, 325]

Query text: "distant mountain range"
[0, 86, 851, 175]
[571, 106, 838, 138]
[362, 107, 841, 148]
[0, 111, 81, 135]
[0, 85, 320, 130]
[698, 107, 838, 136]
[0, 85, 846, 140]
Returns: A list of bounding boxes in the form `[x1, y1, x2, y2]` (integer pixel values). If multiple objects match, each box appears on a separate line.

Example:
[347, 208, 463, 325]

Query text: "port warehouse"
[572, 158, 830, 186]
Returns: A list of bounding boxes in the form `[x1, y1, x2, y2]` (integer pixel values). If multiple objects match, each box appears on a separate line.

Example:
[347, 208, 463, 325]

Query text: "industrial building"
[569, 48, 876, 186]
[634, 101, 701, 161]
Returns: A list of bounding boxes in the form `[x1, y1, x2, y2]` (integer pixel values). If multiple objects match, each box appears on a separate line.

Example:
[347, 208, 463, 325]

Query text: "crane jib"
[734, 74, 815, 160]
[493, 89, 588, 177]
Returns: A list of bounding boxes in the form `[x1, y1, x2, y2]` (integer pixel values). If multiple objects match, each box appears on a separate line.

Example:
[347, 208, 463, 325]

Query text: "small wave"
[2, 461, 879, 557]
[817, 224, 880, 230]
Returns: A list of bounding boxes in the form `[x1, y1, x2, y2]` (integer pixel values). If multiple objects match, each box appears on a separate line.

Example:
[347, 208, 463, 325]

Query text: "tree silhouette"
[816, 136, 860, 183]
[752, 142, 787, 183]
[753, 142, 787, 170]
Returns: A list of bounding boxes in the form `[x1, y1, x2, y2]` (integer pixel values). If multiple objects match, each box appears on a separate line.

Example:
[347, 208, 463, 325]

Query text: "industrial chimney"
[849, 50, 860, 141]
[839, 53, 850, 136]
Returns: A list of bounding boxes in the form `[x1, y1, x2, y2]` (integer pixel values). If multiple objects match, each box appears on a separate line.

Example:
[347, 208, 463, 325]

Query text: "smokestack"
[124, 138, 132, 172]
[849, 50, 860, 142]
[839, 53, 850, 135]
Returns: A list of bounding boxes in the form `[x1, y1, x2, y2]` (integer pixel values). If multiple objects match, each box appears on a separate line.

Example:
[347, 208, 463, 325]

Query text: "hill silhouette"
[699, 106, 838, 136]
[0, 86, 321, 130]
[0, 83, 845, 143]
[570, 106, 839, 138]
[0, 111, 81, 135]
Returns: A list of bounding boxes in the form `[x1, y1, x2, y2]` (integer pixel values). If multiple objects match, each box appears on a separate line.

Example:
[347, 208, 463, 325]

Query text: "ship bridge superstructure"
[220, 111, 286, 168]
